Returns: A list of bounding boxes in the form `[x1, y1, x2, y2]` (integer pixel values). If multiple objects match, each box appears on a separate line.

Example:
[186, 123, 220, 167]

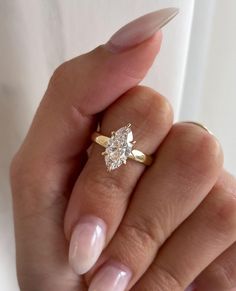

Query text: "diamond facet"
[104, 124, 134, 171]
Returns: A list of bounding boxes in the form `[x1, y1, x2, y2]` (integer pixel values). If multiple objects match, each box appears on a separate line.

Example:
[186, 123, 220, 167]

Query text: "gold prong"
[102, 151, 106, 156]
[127, 123, 131, 128]
[132, 140, 136, 145]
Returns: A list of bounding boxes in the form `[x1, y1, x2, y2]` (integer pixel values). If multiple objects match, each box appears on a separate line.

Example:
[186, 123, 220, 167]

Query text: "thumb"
[55, 7, 179, 114]
[13, 8, 178, 196]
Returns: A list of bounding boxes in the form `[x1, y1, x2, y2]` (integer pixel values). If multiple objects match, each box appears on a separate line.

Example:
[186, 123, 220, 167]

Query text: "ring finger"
[64, 86, 173, 274]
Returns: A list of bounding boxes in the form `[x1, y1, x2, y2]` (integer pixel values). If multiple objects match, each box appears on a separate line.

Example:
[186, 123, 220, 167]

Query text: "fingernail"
[106, 7, 179, 53]
[185, 282, 197, 291]
[69, 215, 106, 275]
[88, 261, 132, 291]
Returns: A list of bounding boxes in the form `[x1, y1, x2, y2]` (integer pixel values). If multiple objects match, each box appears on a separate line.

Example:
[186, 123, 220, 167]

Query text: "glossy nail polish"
[69, 215, 106, 275]
[88, 261, 132, 291]
[106, 7, 179, 53]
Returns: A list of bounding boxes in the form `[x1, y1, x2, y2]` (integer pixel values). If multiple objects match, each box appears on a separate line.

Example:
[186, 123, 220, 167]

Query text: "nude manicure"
[88, 261, 132, 291]
[69, 216, 106, 275]
[106, 7, 179, 53]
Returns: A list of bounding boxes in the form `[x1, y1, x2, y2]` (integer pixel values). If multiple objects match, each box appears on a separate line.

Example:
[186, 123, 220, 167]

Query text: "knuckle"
[119, 217, 164, 255]
[10, 151, 63, 213]
[10, 153, 20, 182]
[149, 263, 183, 291]
[200, 263, 236, 290]
[48, 61, 71, 88]
[132, 86, 173, 124]
[149, 91, 173, 130]
[123, 86, 173, 137]
[48, 51, 91, 94]
[208, 186, 236, 235]
[82, 171, 128, 205]
[170, 123, 223, 179]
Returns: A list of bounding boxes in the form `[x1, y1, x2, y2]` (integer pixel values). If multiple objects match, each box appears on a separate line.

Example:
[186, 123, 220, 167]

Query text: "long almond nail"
[88, 261, 132, 291]
[106, 7, 179, 53]
[69, 216, 106, 275]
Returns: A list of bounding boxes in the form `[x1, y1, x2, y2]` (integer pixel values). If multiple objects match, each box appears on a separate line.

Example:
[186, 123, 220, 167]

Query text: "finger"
[193, 243, 236, 291]
[11, 9, 178, 213]
[190, 171, 236, 291]
[65, 86, 173, 274]
[85, 123, 223, 290]
[132, 171, 236, 291]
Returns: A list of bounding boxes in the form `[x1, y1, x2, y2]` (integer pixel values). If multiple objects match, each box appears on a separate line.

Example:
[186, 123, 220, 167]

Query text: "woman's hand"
[10, 8, 236, 291]
[9, 8, 167, 291]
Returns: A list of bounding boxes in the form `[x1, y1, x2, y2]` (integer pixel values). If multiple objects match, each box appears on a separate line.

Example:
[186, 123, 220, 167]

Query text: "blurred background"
[0, 0, 235, 290]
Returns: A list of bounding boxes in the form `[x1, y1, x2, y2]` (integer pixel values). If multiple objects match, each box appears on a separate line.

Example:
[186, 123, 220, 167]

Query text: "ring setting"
[91, 124, 152, 171]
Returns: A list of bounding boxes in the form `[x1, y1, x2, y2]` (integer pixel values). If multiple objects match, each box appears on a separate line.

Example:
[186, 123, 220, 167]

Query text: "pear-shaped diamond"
[104, 124, 134, 171]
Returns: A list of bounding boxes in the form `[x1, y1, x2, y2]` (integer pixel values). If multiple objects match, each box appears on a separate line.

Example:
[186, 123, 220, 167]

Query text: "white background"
[0, 1, 235, 290]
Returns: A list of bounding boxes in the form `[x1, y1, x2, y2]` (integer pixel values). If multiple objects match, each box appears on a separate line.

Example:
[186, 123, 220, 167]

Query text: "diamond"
[104, 124, 134, 171]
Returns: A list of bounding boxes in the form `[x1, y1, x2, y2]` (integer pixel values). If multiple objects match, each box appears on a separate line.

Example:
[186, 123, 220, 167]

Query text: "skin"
[10, 34, 236, 291]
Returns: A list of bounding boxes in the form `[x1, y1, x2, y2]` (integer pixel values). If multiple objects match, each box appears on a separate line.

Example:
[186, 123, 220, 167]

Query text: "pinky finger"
[192, 242, 236, 291]
[190, 171, 236, 291]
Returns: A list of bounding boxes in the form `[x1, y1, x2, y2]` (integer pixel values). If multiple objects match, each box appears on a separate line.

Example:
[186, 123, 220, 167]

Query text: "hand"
[10, 8, 236, 291]
[68, 88, 236, 291]
[10, 8, 167, 291]
[64, 83, 236, 291]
